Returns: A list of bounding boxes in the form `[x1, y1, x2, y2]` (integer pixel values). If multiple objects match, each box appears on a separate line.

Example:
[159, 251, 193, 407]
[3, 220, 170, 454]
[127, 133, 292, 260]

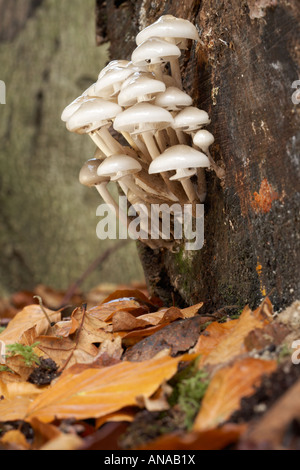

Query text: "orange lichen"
[251, 178, 279, 214]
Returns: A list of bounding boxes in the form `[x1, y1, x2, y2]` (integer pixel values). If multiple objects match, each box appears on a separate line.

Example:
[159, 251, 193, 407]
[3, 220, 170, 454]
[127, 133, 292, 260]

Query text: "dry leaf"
[202, 300, 272, 366]
[193, 358, 277, 431]
[40, 433, 83, 450]
[0, 430, 30, 450]
[25, 354, 194, 423]
[194, 320, 239, 363]
[137, 424, 247, 450]
[95, 408, 136, 429]
[0, 305, 60, 345]
[88, 299, 145, 323]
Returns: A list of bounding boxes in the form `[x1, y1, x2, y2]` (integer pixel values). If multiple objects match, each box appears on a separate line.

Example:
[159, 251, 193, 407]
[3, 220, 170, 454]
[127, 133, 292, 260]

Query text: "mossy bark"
[97, 0, 300, 310]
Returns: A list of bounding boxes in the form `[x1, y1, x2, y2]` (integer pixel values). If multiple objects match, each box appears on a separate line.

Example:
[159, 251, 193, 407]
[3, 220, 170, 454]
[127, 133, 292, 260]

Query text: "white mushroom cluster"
[62, 15, 223, 250]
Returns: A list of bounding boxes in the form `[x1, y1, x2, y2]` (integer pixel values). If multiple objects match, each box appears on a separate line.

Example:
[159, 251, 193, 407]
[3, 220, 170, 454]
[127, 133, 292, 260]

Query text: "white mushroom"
[79, 158, 125, 223]
[136, 16, 200, 88]
[66, 98, 124, 156]
[131, 37, 181, 82]
[94, 67, 137, 101]
[172, 106, 211, 135]
[118, 74, 166, 107]
[149, 145, 210, 203]
[155, 87, 193, 146]
[193, 130, 225, 179]
[113, 101, 173, 161]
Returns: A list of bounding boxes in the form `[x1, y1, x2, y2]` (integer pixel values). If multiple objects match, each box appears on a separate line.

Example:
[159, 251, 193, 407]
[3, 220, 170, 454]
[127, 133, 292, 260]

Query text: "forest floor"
[0, 280, 300, 450]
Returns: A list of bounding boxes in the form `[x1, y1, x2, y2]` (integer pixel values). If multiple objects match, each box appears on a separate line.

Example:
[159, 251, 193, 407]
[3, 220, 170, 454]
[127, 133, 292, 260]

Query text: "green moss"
[168, 358, 209, 430]
[6, 342, 41, 367]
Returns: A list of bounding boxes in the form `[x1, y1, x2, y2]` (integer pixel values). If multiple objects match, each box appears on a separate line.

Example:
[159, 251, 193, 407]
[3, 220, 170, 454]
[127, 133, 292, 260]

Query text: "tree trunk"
[96, 0, 300, 311]
[0, 0, 144, 297]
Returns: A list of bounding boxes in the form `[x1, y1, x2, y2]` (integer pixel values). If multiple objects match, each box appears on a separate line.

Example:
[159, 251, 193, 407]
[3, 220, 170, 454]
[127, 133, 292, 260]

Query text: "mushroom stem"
[180, 178, 199, 204]
[169, 58, 183, 89]
[166, 127, 179, 146]
[98, 127, 124, 154]
[142, 131, 161, 159]
[89, 132, 111, 156]
[155, 130, 167, 152]
[150, 63, 164, 82]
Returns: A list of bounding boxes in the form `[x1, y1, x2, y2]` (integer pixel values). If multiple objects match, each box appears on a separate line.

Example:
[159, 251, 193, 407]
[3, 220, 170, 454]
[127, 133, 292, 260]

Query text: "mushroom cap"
[154, 86, 193, 111]
[149, 145, 210, 174]
[132, 38, 181, 67]
[113, 102, 174, 134]
[193, 129, 215, 151]
[97, 154, 142, 181]
[79, 159, 109, 187]
[61, 95, 87, 122]
[118, 74, 166, 107]
[98, 60, 131, 79]
[136, 15, 200, 47]
[95, 67, 137, 98]
[172, 106, 211, 132]
[67, 98, 123, 134]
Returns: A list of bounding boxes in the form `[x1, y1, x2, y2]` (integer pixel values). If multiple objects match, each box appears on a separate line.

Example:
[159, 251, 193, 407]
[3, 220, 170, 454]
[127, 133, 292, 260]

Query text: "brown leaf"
[201, 300, 272, 366]
[193, 358, 277, 431]
[123, 316, 211, 362]
[137, 424, 247, 450]
[88, 299, 143, 322]
[0, 430, 30, 450]
[25, 354, 194, 423]
[0, 305, 61, 345]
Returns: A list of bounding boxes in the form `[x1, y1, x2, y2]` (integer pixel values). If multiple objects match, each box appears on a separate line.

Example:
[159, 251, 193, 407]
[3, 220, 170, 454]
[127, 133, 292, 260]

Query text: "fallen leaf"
[53, 317, 79, 338]
[202, 300, 272, 366]
[123, 316, 211, 362]
[194, 320, 239, 364]
[0, 430, 30, 450]
[193, 358, 277, 431]
[96, 408, 136, 429]
[88, 299, 143, 322]
[40, 433, 83, 450]
[137, 424, 247, 450]
[0, 305, 60, 345]
[25, 354, 195, 423]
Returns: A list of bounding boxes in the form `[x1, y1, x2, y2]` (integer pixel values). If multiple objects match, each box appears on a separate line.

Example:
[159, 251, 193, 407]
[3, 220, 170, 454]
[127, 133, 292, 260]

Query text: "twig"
[60, 240, 129, 307]
[33, 295, 53, 328]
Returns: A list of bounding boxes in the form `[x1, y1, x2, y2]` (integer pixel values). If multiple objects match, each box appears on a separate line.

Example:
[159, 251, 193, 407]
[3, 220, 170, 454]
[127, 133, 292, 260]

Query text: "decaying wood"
[96, 0, 300, 310]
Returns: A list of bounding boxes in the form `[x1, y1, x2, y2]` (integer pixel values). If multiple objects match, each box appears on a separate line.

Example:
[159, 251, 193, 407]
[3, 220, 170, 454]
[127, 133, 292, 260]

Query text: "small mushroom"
[113, 101, 173, 161]
[193, 130, 225, 179]
[113, 102, 186, 200]
[95, 66, 137, 101]
[136, 16, 200, 88]
[97, 154, 143, 197]
[149, 145, 210, 203]
[79, 158, 123, 221]
[66, 98, 124, 156]
[155, 87, 193, 146]
[172, 106, 211, 135]
[131, 37, 181, 82]
[118, 74, 166, 107]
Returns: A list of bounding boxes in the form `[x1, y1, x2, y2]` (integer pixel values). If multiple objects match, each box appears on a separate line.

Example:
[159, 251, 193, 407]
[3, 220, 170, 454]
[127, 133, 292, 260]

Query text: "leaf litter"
[0, 283, 299, 450]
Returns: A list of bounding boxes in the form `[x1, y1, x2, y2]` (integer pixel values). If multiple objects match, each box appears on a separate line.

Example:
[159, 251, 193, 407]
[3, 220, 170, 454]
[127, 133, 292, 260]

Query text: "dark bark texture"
[96, 0, 300, 311]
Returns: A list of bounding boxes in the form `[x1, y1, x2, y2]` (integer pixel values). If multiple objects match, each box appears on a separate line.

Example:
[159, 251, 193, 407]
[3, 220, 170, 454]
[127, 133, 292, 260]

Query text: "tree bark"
[96, 0, 300, 311]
